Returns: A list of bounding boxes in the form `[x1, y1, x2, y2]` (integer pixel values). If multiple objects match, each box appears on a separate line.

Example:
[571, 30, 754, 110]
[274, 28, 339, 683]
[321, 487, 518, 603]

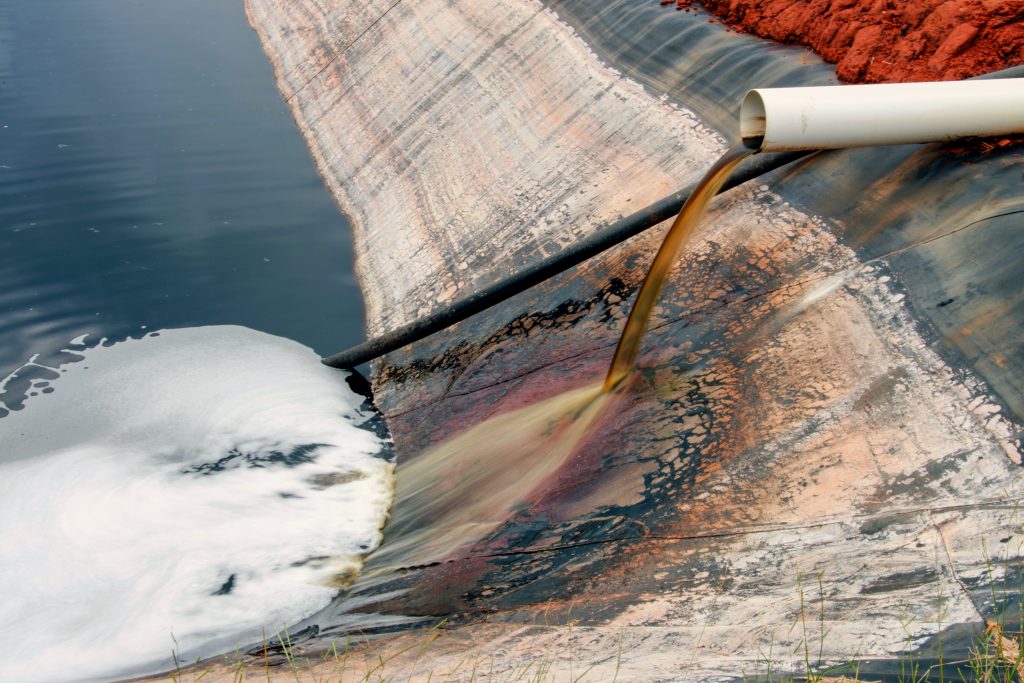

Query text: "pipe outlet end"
[740, 89, 766, 151]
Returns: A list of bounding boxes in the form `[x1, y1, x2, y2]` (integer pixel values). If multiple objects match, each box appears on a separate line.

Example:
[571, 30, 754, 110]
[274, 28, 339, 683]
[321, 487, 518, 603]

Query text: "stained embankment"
[664, 0, 1024, 83]
[238, 0, 1024, 678]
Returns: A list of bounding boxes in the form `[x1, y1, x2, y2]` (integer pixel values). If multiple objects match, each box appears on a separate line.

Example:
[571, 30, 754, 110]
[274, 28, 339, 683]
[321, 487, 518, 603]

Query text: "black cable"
[322, 64, 1024, 369]
[322, 150, 809, 368]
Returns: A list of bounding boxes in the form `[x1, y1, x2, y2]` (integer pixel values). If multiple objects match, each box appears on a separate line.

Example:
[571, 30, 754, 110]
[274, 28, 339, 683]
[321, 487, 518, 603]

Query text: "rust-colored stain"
[235, 0, 1024, 677]
[335, 179, 1023, 671]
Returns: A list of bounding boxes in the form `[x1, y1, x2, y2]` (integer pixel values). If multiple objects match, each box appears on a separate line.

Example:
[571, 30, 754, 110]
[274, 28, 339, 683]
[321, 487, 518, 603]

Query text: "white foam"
[0, 326, 394, 682]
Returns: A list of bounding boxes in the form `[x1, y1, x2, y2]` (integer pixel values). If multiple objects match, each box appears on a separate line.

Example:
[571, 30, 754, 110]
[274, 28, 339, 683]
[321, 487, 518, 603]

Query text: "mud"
[662, 0, 1024, 83]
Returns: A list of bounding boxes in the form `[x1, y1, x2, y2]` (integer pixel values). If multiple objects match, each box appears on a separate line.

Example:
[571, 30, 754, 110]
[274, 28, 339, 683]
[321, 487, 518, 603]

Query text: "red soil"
[662, 0, 1024, 83]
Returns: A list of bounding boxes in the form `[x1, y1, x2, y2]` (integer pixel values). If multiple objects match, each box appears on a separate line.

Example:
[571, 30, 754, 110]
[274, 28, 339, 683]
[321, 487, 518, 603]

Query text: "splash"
[0, 326, 394, 683]
[362, 383, 610, 575]
[357, 146, 750, 582]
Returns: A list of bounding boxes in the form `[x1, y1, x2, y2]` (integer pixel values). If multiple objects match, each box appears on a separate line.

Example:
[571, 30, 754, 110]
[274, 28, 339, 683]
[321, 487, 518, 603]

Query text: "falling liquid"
[352, 145, 752, 591]
[604, 143, 753, 391]
[356, 382, 610, 577]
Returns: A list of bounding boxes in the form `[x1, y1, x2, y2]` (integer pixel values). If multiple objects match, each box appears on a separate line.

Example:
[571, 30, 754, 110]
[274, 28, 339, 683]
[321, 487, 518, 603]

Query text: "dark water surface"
[0, 4, 391, 677]
[0, 0, 363, 378]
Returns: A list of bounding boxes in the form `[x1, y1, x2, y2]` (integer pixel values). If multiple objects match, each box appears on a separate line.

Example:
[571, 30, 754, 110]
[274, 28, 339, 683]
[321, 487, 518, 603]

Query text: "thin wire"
[865, 207, 1024, 264]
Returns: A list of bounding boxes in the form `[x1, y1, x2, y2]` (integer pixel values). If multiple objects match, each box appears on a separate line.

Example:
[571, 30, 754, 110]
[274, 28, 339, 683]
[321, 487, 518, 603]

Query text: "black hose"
[322, 150, 810, 368]
[322, 62, 1024, 369]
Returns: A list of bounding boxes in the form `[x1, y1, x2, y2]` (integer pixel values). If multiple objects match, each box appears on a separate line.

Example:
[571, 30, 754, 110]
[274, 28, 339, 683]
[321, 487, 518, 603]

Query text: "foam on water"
[0, 326, 394, 682]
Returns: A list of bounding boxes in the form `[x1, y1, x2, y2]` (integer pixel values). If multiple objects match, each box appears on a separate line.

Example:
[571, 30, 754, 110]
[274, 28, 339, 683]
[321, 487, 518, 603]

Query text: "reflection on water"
[0, 0, 365, 378]
[0, 326, 393, 683]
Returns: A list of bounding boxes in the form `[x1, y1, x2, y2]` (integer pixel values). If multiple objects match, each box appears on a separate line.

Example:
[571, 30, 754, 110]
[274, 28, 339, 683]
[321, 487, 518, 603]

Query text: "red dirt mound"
[663, 0, 1024, 83]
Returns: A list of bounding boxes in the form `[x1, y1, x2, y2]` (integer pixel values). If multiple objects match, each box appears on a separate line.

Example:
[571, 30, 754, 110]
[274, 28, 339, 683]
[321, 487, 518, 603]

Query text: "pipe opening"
[740, 89, 766, 151]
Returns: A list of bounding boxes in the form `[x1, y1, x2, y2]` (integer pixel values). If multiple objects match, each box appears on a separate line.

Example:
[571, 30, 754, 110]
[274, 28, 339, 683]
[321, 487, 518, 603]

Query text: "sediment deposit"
[239, 0, 1024, 678]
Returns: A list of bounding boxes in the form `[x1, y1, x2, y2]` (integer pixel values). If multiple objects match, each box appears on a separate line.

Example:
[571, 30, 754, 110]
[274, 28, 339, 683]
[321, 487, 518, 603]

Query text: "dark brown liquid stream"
[603, 143, 752, 391]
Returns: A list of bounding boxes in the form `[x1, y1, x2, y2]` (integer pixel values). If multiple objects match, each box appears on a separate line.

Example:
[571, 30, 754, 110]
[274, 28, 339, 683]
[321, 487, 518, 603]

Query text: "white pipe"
[741, 79, 1024, 152]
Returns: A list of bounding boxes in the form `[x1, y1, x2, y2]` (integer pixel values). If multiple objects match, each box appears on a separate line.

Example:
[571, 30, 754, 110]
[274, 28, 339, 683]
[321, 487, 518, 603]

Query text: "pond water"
[0, 0, 365, 377]
[0, 1, 391, 680]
